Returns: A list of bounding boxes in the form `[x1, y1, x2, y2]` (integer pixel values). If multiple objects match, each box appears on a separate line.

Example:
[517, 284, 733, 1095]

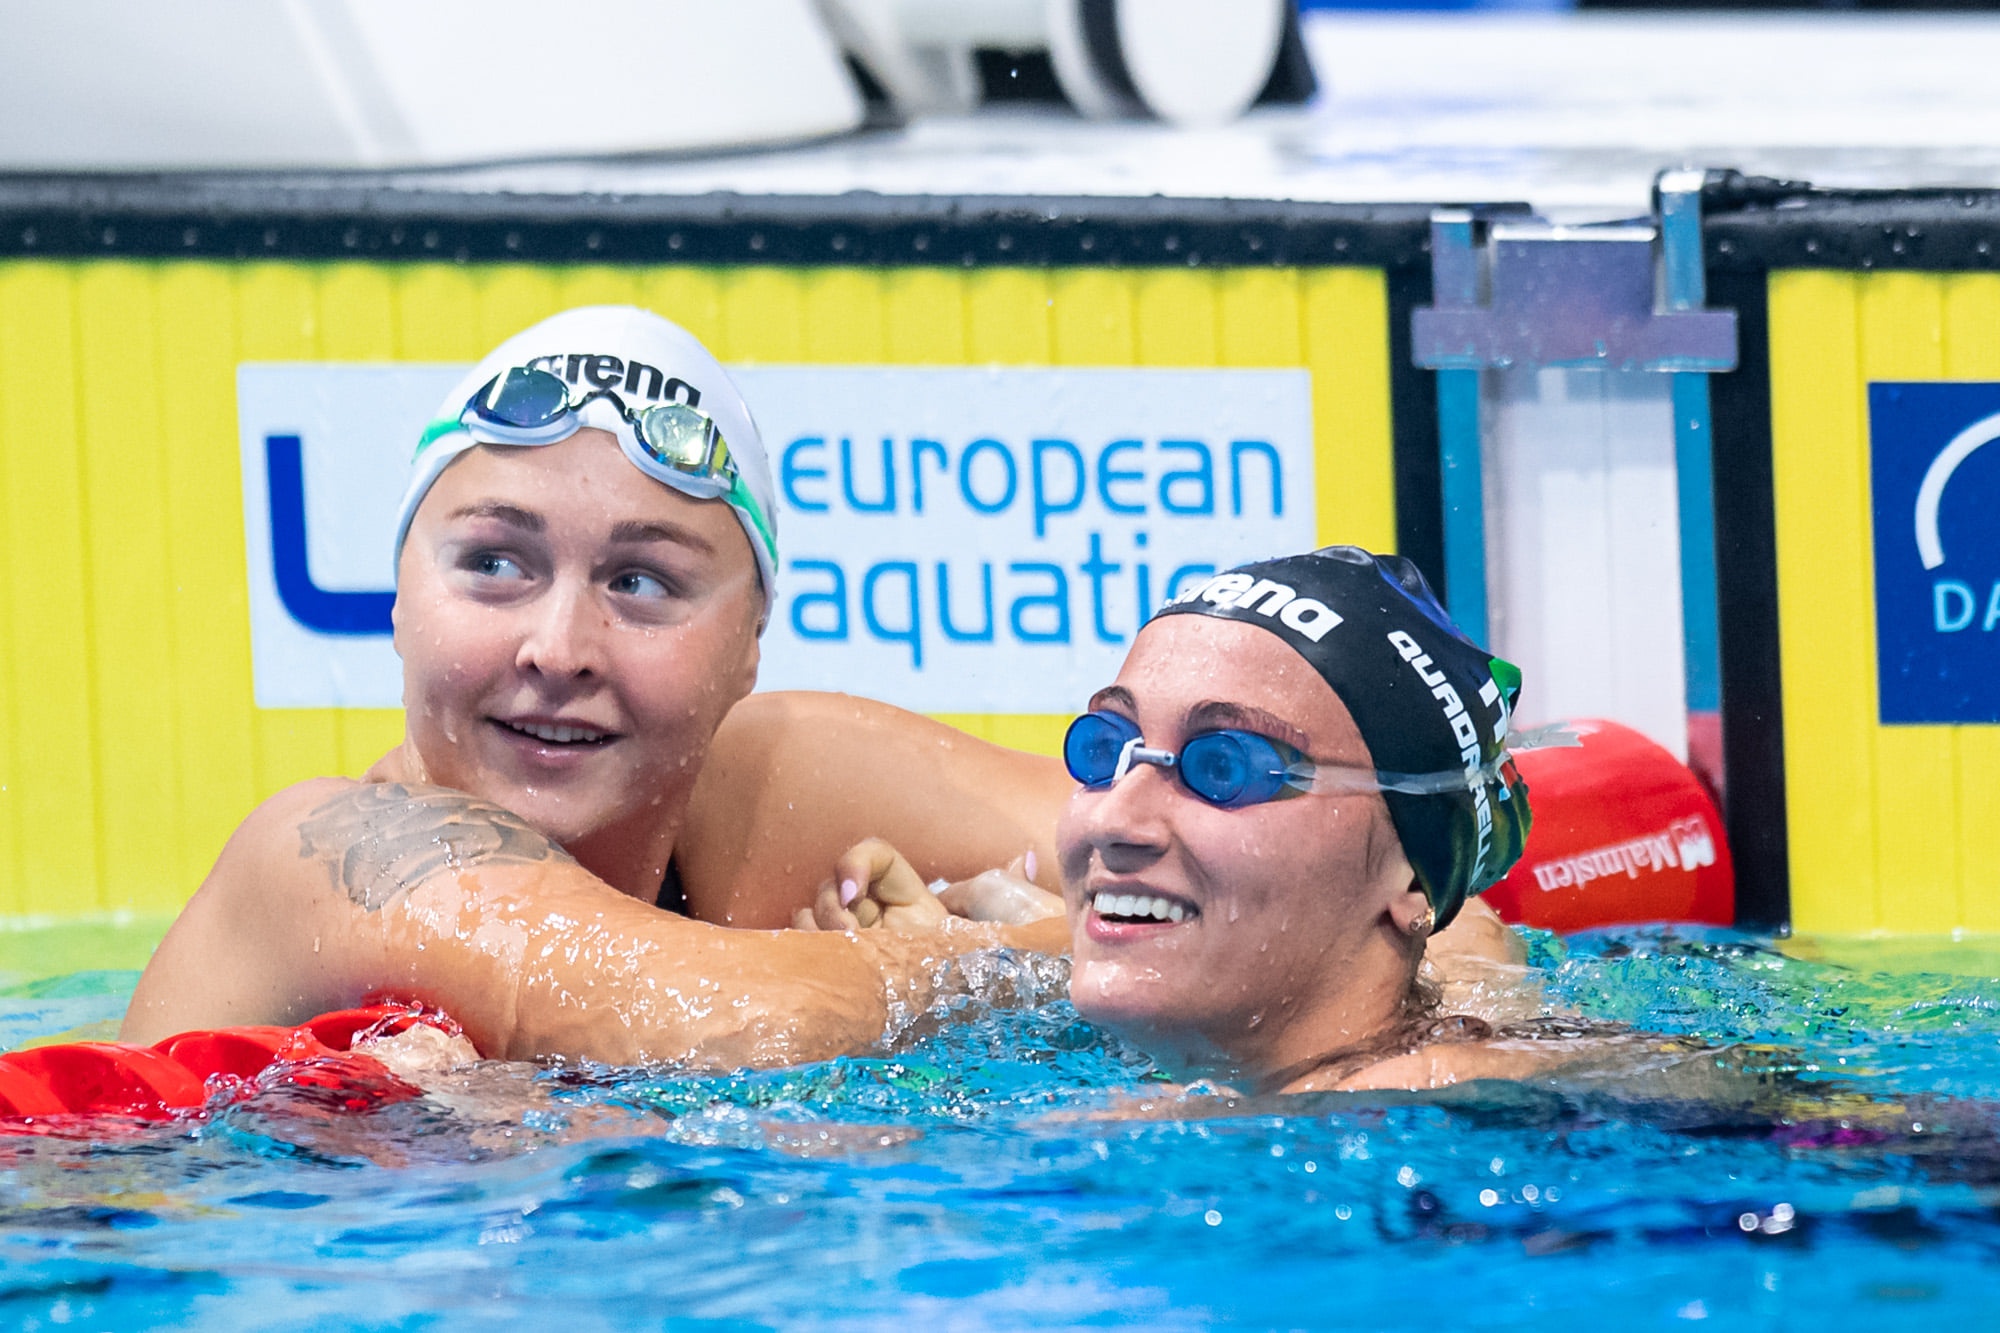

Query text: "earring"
[1406, 909, 1434, 938]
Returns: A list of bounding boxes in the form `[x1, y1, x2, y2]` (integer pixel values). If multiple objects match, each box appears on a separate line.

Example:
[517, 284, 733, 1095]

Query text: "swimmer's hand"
[936, 857, 1065, 925]
[794, 842, 1067, 932]
[795, 838, 950, 933]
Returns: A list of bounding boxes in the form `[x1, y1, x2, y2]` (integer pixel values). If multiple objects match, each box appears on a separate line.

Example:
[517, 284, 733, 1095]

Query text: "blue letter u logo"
[266, 433, 395, 635]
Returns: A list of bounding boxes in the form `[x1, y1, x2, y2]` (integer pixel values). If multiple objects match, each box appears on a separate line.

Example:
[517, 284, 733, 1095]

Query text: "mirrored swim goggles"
[416, 365, 777, 568]
[1064, 711, 1572, 810]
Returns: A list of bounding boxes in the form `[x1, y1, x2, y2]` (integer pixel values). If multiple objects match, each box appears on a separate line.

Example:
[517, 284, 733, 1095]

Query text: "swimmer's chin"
[1069, 959, 1182, 1032]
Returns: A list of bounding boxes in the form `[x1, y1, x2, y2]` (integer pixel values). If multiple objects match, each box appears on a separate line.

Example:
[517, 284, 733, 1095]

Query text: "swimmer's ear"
[1388, 879, 1432, 939]
[388, 540, 422, 659]
[388, 590, 407, 660]
[728, 628, 760, 704]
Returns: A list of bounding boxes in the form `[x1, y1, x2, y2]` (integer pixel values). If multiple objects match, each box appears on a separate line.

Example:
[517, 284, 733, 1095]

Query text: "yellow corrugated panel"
[1940, 275, 2000, 933]
[392, 263, 482, 358]
[1133, 269, 1218, 367]
[156, 264, 259, 898]
[718, 268, 807, 363]
[0, 264, 100, 914]
[965, 270, 1052, 365]
[471, 264, 555, 351]
[1770, 271, 1877, 933]
[0, 281, 15, 909]
[1218, 268, 1302, 367]
[0, 259, 1398, 916]
[237, 264, 344, 800]
[553, 266, 642, 315]
[316, 264, 405, 780]
[78, 264, 184, 909]
[639, 268, 727, 351]
[883, 270, 968, 364]
[1301, 269, 1396, 553]
[1856, 275, 1961, 934]
[1770, 269, 2000, 934]
[802, 269, 886, 362]
[1049, 270, 1135, 364]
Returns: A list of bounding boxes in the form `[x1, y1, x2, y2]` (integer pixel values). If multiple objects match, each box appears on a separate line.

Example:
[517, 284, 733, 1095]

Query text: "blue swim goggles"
[1064, 710, 1557, 808]
[1064, 711, 1352, 810]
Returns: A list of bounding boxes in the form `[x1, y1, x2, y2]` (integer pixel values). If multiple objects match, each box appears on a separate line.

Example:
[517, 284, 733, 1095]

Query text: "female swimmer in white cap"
[124, 306, 1071, 1065]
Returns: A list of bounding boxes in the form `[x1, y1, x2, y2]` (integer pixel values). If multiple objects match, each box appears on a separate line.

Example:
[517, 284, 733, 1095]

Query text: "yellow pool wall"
[1767, 269, 2000, 935]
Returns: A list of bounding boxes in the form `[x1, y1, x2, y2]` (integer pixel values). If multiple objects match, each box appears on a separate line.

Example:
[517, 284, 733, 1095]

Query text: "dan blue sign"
[1869, 381, 2000, 724]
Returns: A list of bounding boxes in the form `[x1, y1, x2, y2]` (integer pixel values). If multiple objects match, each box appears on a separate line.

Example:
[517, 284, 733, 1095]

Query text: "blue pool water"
[2, 924, 1998, 1330]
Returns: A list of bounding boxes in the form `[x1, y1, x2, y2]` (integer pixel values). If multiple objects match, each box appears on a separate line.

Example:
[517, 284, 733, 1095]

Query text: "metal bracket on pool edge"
[1411, 175, 1737, 661]
[1411, 212, 1738, 373]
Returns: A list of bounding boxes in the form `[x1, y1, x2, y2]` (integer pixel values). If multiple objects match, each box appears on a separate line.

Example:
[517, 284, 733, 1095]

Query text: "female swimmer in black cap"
[807, 546, 1578, 1094]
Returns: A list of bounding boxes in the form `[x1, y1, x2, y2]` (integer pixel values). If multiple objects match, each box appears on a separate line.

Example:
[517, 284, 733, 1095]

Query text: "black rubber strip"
[1703, 169, 2000, 274]
[1387, 263, 1445, 595]
[1704, 266, 1792, 931]
[0, 178, 1460, 271]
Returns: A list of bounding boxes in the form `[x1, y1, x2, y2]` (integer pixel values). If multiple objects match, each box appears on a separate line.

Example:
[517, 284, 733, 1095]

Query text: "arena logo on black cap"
[1172, 572, 1344, 642]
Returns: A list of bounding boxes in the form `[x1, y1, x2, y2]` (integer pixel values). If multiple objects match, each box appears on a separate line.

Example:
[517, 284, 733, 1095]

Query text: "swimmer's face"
[1057, 617, 1425, 1073]
[392, 429, 761, 863]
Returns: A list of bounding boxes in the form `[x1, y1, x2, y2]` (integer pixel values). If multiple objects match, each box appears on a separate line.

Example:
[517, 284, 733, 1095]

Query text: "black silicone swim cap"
[1150, 545, 1530, 928]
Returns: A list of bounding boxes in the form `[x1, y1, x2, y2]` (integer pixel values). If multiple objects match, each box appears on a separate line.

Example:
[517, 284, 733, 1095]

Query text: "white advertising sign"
[238, 363, 458, 708]
[238, 364, 1315, 713]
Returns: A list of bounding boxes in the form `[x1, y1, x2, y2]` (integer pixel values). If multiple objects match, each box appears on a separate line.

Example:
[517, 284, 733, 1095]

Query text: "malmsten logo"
[1174, 572, 1344, 641]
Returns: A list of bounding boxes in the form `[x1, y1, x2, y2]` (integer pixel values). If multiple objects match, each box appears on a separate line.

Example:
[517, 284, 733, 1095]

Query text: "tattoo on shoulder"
[297, 783, 576, 910]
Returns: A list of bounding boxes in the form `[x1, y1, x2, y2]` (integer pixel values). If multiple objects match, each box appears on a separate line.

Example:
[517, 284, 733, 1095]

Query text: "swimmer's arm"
[679, 691, 1076, 927]
[121, 779, 1058, 1067]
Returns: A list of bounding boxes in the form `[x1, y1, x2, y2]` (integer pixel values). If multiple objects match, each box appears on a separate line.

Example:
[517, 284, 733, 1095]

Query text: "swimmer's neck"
[362, 743, 684, 905]
[1146, 933, 1420, 1087]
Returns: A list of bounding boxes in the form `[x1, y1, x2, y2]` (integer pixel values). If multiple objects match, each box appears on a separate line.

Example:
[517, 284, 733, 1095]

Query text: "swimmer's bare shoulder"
[124, 776, 1037, 1067]
[1301, 1028, 1685, 1094]
[122, 776, 565, 1043]
[1428, 897, 1527, 967]
[679, 691, 1074, 927]
[1317, 1042, 1562, 1093]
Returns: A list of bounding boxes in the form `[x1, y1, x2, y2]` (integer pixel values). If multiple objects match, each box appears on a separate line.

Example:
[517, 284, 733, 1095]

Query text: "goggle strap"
[414, 417, 464, 459]
[727, 474, 779, 565]
[1502, 721, 1585, 753]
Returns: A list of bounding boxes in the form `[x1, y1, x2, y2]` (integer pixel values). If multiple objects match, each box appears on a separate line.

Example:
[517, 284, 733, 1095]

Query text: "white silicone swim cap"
[392, 305, 779, 616]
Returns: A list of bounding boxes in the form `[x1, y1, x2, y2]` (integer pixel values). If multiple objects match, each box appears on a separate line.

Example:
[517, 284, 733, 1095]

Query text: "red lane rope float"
[0, 1001, 465, 1134]
[0, 1043, 208, 1120]
[1486, 718, 1736, 932]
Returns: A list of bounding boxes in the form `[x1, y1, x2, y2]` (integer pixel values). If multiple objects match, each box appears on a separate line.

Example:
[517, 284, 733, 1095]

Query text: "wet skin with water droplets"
[297, 783, 576, 911]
